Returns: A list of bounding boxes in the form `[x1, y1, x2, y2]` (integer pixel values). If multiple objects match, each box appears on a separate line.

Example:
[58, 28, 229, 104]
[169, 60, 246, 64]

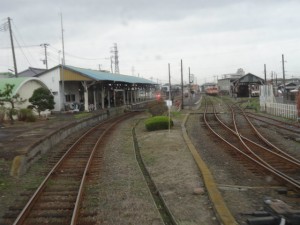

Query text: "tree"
[0, 84, 26, 123]
[29, 87, 55, 117]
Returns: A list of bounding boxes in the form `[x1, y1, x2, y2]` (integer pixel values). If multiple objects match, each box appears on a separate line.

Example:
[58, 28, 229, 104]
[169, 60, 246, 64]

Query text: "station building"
[35, 65, 157, 112]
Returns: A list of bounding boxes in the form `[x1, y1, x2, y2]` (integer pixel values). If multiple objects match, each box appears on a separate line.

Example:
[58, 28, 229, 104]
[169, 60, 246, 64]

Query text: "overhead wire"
[12, 20, 40, 66]
[48, 45, 108, 61]
[13, 33, 33, 68]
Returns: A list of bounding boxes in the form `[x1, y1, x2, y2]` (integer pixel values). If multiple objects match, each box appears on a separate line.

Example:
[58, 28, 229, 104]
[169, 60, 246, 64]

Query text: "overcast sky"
[1, 0, 300, 84]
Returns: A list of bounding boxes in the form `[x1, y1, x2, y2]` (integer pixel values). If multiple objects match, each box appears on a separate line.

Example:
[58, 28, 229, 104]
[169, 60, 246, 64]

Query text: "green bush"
[18, 108, 36, 122]
[145, 116, 173, 131]
[147, 100, 168, 116]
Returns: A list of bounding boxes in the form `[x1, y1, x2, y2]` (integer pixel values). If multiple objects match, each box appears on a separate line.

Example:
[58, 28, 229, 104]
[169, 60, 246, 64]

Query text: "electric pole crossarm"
[41, 43, 49, 69]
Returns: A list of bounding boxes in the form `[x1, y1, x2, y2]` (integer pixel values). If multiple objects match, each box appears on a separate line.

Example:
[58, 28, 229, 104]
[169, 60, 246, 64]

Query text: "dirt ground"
[0, 111, 218, 225]
[185, 103, 300, 224]
[135, 113, 218, 225]
[1, 98, 299, 224]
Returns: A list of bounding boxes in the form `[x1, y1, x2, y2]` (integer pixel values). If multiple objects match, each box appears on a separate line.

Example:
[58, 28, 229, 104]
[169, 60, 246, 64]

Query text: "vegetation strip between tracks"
[182, 113, 238, 225]
[132, 120, 177, 225]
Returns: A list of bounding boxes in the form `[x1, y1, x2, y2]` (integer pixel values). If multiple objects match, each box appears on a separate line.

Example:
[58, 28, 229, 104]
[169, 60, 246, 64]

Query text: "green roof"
[0, 77, 29, 95]
[0, 77, 48, 95]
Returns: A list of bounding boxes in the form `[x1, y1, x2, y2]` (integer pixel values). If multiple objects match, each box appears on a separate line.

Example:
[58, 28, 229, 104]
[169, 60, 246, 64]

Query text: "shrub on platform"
[145, 116, 173, 131]
[147, 100, 168, 116]
[18, 108, 36, 122]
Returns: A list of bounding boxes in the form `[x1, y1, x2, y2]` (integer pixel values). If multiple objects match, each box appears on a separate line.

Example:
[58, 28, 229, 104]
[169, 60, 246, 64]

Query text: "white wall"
[218, 79, 231, 92]
[38, 68, 61, 111]
[17, 80, 45, 109]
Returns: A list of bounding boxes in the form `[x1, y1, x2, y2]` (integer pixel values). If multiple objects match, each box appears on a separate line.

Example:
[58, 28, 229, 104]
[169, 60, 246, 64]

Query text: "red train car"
[205, 86, 219, 96]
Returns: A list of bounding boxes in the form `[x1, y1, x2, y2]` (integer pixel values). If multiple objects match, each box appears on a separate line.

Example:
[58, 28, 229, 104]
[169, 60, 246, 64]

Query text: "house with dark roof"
[36, 65, 156, 112]
[17, 67, 46, 77]
[232, 73, 265, 97]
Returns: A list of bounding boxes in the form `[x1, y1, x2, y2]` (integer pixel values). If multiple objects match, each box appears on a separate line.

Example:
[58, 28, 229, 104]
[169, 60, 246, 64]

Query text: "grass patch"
[240, 98, 260, 112]
[74, 112, 92, 119]
[145, 116, 173, 131]
[171, 111, 181, 118]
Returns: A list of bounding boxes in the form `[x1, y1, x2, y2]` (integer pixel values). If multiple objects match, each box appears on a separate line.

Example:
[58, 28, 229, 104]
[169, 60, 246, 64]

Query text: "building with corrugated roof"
[36, 65, 157, 112]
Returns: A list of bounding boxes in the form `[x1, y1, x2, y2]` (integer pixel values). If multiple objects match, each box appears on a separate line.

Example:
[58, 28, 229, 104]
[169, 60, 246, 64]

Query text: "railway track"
[203, 97, 300, 192]
[9, 112, 138, 225]
[245, 111, 300, 134]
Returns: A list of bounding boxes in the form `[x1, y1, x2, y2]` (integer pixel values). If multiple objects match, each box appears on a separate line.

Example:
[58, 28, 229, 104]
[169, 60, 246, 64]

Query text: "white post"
[83, 81, 89, 112]
[93, 86, 97, 110]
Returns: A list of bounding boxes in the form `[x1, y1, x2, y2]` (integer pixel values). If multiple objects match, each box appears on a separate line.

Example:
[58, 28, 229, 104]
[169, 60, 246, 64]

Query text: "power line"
[48, 45, 108, 61]
[0, 44, 40, 49]
[0, 21, 8, 32]
[13, 33, 32, 69]
[11, 20, 40, 66]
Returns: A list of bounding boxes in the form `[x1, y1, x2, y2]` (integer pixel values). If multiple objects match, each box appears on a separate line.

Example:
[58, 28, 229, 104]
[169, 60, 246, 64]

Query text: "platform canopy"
[37, 65, 156, 85]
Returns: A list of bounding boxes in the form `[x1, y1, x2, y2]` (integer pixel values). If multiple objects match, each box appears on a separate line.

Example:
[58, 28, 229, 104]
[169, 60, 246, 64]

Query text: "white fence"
[260, 102, 297, 120]
[260, 85, 298, 120]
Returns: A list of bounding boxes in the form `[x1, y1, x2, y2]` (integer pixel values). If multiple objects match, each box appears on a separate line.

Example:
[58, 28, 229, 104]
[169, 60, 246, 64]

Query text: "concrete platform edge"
[182, 113, 239, 225]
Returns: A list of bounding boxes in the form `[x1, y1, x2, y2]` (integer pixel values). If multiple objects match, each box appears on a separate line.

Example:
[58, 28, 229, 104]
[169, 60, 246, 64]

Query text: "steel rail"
[214, 103, 300, 168]
[246, 111, 300, 129]
[13, 112, 136, 225]
[228, 104, 300, 189]
[70, 113, 134, 225]
[12, 119, 104, 225]
[221, 102, 300, 166]
[235, 105, 300, 165]
[203, 97, 300, 191]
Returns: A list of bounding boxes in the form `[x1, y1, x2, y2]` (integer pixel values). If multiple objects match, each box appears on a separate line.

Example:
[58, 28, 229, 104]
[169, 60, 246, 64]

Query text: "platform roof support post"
[101, 85, 105, 109]
[93, 86, 97, 110]
[107, 89, 111, 108]
[123, 90, 126, 105]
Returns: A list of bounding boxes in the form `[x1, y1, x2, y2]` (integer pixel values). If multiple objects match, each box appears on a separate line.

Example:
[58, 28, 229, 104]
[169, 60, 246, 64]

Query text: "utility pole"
[168, 63, 171, 101]
[41, 43, 49, 69]
[7, 17, 18, 76]
[181, 59, 184, 110]
[60, 13, 66, 110]
[264, 64, 267, 83]
[271, 71, 273, 85]
[282, 54, 286, 91]
[189, 67, 191, 107]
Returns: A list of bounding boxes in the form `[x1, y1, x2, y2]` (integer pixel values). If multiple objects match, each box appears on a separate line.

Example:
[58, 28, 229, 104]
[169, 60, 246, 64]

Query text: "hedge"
[145, 116, 173, 131]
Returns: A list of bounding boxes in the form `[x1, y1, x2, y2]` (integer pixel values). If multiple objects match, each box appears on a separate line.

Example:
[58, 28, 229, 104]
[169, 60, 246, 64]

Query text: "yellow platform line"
[182, 113, 239, 225]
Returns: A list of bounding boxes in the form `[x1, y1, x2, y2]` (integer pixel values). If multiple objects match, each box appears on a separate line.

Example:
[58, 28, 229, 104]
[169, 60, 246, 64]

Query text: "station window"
[65, 94, 75, 102]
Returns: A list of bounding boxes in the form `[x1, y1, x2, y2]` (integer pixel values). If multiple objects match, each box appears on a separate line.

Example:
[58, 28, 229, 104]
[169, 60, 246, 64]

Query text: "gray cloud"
[1, 0, 300, 81]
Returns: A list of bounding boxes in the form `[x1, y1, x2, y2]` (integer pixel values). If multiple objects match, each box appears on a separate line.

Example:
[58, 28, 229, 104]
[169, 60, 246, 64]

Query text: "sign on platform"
[165, 100, 172, 107]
